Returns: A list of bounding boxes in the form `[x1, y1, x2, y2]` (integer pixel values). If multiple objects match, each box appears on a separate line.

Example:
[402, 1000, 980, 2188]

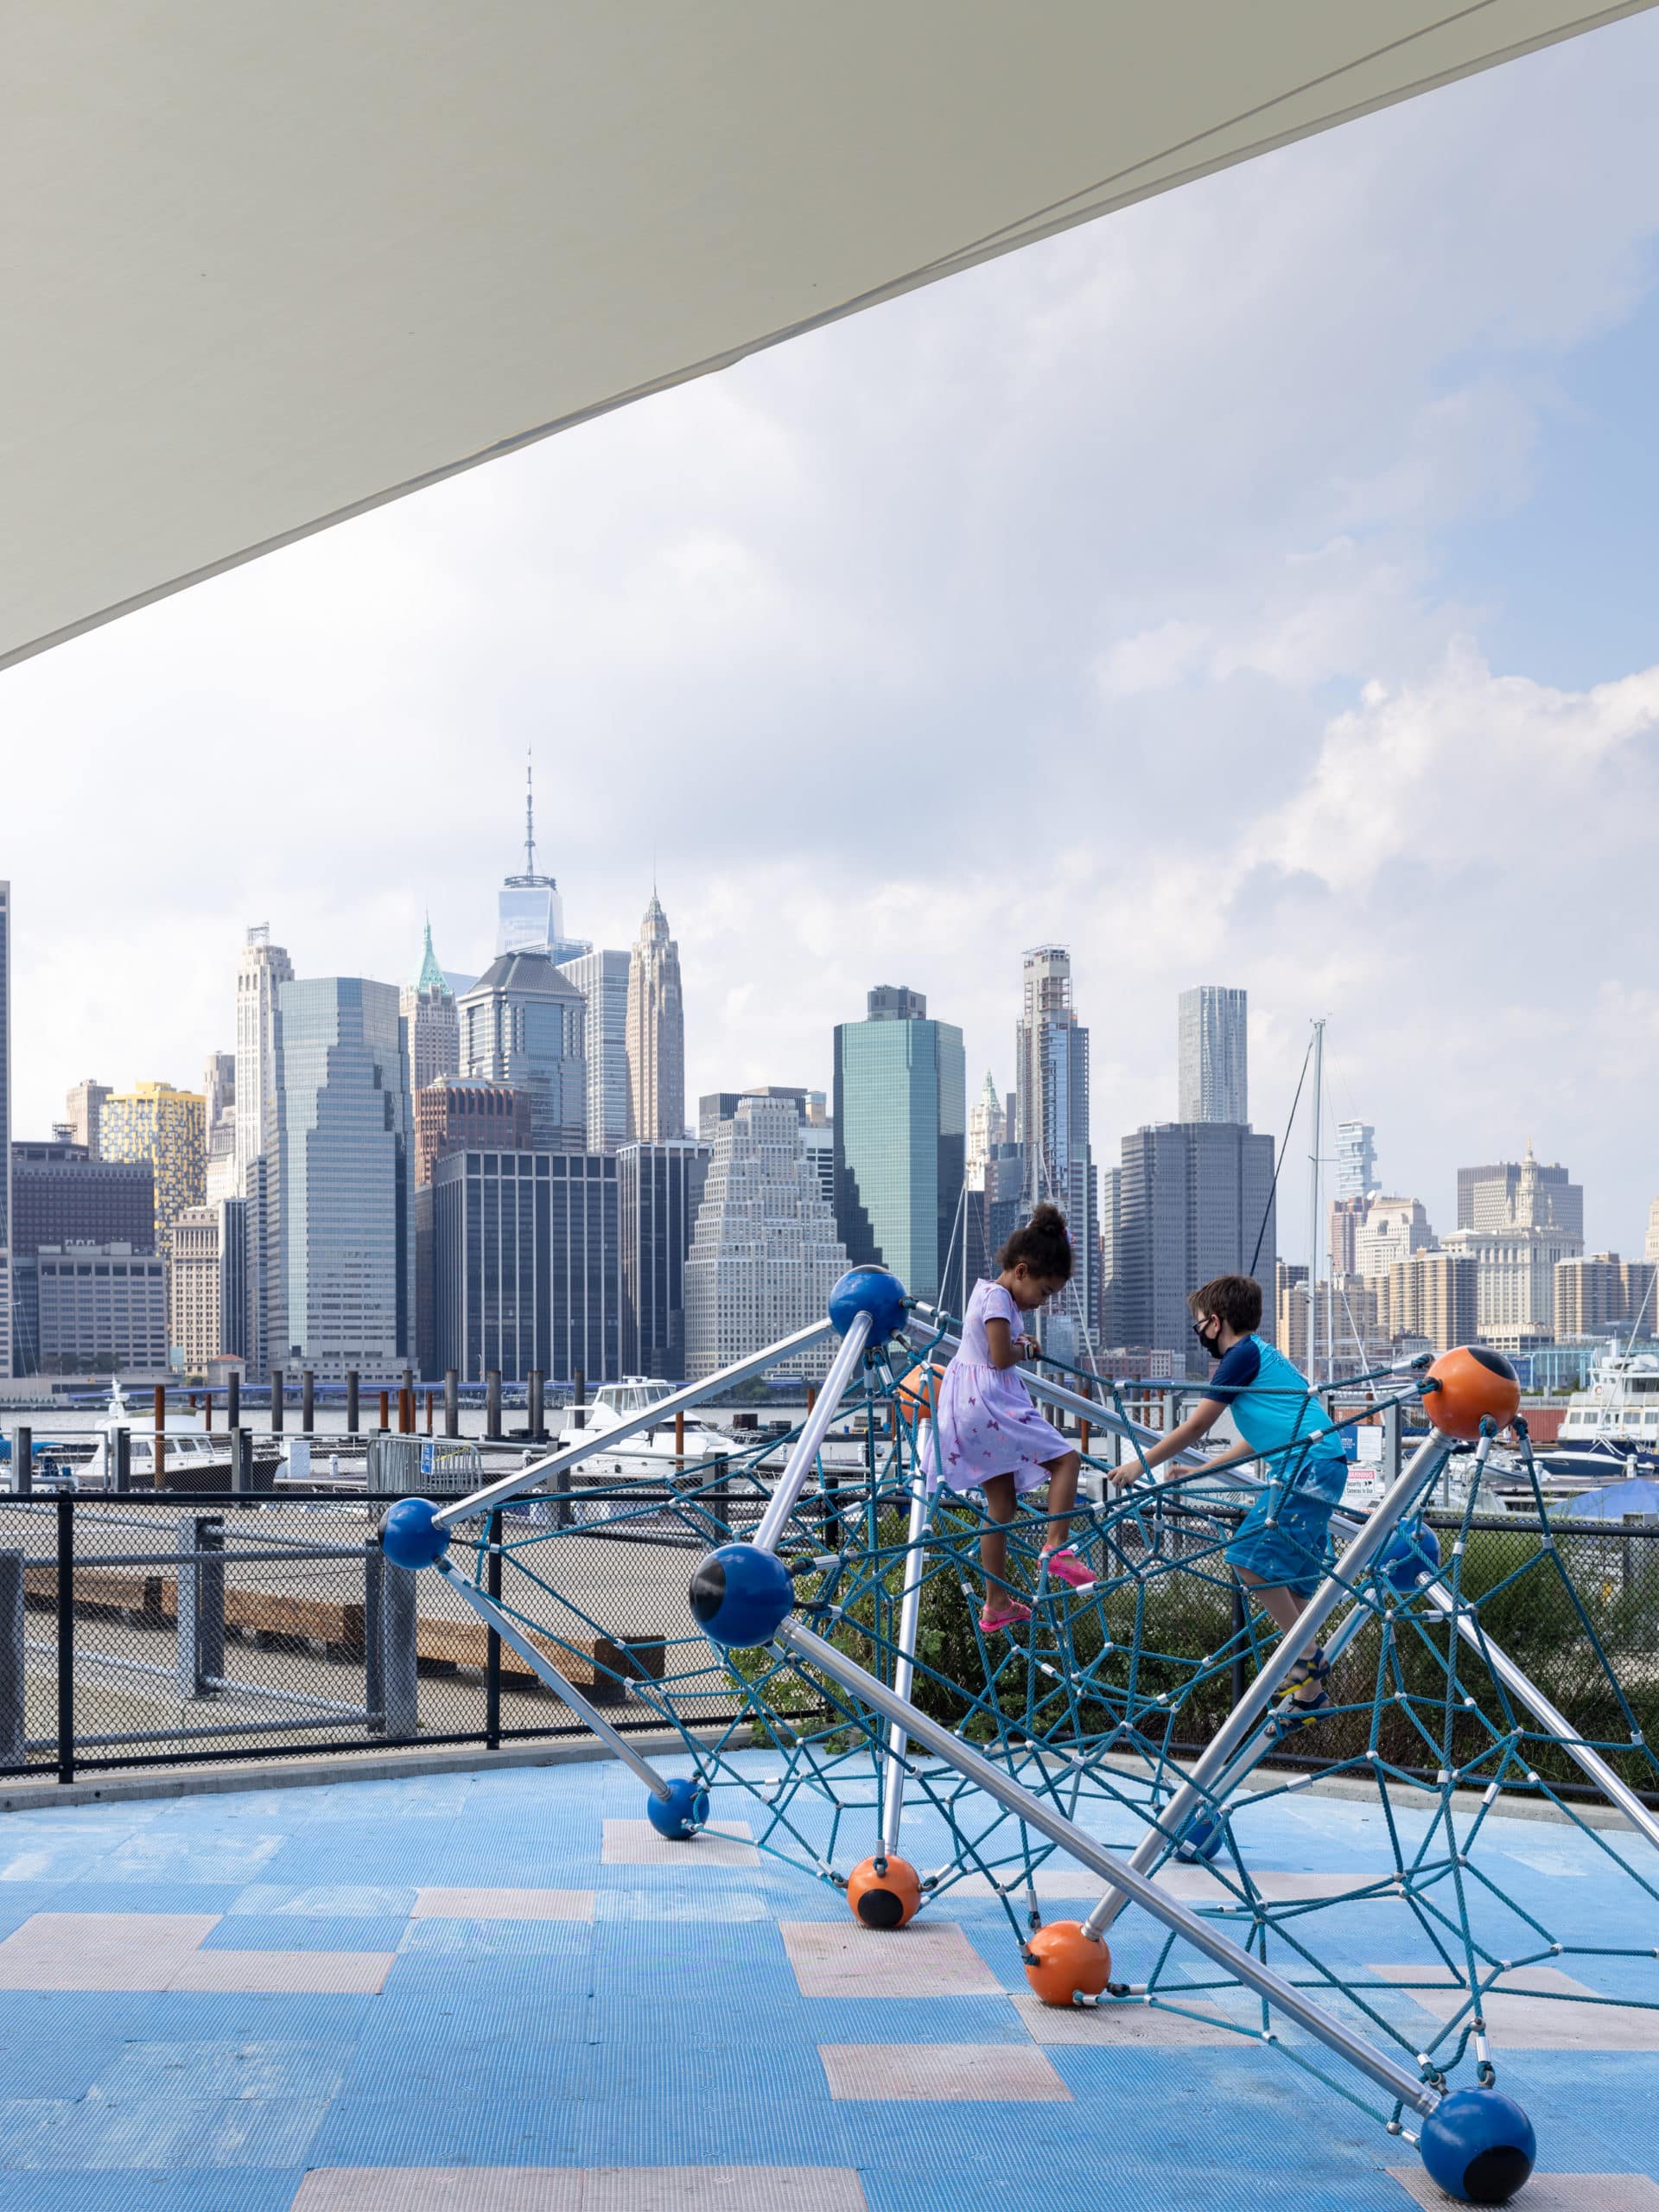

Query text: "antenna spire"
[524, 748, 536, 875]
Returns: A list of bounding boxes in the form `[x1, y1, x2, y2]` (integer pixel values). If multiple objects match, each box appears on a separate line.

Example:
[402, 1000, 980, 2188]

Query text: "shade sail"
[2, 2, 1649, 670]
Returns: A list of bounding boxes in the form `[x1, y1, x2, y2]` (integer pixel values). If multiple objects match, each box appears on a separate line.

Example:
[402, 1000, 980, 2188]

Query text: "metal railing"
[0, 1484, 709, 1783]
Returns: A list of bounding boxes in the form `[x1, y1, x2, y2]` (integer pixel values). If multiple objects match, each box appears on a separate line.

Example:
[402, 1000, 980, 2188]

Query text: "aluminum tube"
[904, 1315, 1205, 1466]
[752, 1312, 874, 1554]
[1083, 1428, 1453, 1937]
[1226, 1465, 1659, 1853]
[1435, 1579, 1659, 1852]
[778, 1618, 1438, 2116]
[434, 1318, 836, 1528]
[435, 1558, 672, 1798]
[880, 1463, 932, 1855]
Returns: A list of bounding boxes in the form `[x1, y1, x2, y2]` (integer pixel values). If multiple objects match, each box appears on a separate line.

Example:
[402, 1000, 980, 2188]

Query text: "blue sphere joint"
[1175, 1809, 1224, 1864]
[1420, 2088, 1536, 2206]
[828, 1266, 908, 1344]
[647, 1777, 710, 1840]
[690, 1542, 795, 1649]
[1380, 1518, 1442, 1593]
[380, 1497, 450, 1572]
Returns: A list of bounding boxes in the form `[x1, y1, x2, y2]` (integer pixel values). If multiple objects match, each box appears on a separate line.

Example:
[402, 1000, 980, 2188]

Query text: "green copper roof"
[416, 914, 450, 994]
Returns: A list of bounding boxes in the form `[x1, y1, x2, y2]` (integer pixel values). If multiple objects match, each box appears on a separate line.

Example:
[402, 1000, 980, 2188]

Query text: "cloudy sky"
[6, 16, 1659, 1263]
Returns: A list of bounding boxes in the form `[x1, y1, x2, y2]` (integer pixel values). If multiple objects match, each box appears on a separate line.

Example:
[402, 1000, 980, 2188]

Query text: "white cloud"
[4, 14, 1659, 1265]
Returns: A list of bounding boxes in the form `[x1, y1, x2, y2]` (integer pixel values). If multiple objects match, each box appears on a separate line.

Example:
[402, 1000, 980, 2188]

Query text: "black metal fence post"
[486, 1510, 503, 1750]
[56, 1496, 74, 1783]
[15, 1426, 32, 1498]
[0, 1547, 24, 1770]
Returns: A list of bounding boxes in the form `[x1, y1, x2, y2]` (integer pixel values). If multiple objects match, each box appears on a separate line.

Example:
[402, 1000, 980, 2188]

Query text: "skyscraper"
[100, 1083, 207, 1265]
[203, 1049, 237, 1204]
[1177, 986, 1248, 1125]
[431, 1149, 620, 1384]
[625, 891, 686, 1142]
[1335, 1120, 1376, 1201]
[619, 1139, 710, 1378]
[64, 1077, 111, 1157]
[559, 947, 632, 1152]
[170, 1204, 222, 1372]
[965, 1071, 1005, 1192]
[496, 756, 589, 963]
[402, 918, 461, 1092]
[833, 985, 965, 1304]
[0, 881, 10, 1380]
[1014, 946, 1097, 1338]
[233, 925, 295, 1198]
[458, 950, 587, 1151]
[10, 1141, 153, 1254]
[684, 1093, 848, 1380]
[1458, 1148, 1583, 1238]
[270, 977, 414, 1376]
[1115, 1122, 1277, 1363]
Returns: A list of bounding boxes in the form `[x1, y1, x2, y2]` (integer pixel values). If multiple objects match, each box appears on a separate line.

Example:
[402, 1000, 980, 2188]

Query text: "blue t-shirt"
[1202, 1334, 1347, 1501]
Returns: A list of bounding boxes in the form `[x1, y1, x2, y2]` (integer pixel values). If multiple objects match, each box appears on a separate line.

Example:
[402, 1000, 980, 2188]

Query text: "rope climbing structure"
[380, 1268, 1659, 2206]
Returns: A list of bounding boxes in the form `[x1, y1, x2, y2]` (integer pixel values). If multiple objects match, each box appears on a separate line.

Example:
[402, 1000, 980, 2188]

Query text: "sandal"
[978, 1599, 1033, 1635]
[1274, 1686, 1332, 1731]
[1274, 1643, 1329, 1707]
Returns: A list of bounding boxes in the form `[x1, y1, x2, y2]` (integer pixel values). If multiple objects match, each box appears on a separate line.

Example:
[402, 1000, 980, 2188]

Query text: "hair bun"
[1028, 1203, 1067, 1231]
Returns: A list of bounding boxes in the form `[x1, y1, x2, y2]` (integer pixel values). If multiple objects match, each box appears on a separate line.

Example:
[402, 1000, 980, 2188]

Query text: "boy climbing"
[1116, 1273, 1348, 1725]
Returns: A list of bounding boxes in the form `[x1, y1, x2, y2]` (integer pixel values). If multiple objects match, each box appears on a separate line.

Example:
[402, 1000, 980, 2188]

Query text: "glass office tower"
[833, 986, 966, 1304]
[270, 977, 414, 1376]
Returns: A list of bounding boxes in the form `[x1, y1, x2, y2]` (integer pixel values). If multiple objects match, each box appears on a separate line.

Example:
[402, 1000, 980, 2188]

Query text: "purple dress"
[928, 1280, 1069, 1497]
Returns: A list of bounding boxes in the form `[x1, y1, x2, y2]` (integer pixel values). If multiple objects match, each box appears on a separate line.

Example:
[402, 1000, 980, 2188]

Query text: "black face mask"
[1192, 1321, 1222, 1361]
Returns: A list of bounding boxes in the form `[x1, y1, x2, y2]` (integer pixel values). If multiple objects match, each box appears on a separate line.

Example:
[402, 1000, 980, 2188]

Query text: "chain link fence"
[6, 1483, 1657, 1807]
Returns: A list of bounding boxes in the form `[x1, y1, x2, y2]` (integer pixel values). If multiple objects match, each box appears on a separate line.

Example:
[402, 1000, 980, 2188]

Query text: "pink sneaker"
[978, 1599, 1032, 1634]
[1041, 1546, 1096, 1592]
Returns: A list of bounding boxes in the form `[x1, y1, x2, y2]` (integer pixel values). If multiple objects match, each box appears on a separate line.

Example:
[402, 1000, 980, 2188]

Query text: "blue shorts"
[1226, 1485, 1338, 1599]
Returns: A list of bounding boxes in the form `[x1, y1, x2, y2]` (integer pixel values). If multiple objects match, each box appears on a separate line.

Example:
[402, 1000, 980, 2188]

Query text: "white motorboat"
[555, 1378, 731, 1478]
[1542, 1347, 1659, 1484]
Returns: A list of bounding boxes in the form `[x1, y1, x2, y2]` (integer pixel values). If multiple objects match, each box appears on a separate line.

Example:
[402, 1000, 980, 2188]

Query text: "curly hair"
[996, 1203, 1073, 1283]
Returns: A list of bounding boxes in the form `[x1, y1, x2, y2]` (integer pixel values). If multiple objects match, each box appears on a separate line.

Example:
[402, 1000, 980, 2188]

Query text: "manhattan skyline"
[4, 17, 1659, 1261]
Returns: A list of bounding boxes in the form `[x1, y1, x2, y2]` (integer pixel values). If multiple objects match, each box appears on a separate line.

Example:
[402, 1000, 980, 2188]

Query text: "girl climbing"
[931, 1203, 1092, 1633]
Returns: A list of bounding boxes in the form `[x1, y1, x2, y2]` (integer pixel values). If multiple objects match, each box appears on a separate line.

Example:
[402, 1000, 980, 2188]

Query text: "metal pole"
[443, 1368, 458, 1439]
[486, 1510, 503, 1751]
[113, 1427, 130, 1493]
[346, 1369, 359, 1434]
[227, 1370, 240, 1428]
[434, 1318, 836, 1528]
[753, 1312, 873, 1554]
[13, 1426, 31, 1498]
[302, 1369, 315, 1433]
[880, 1454, 932, 1855]
[1307, 1016, 1324, 1389]
[0, 1551, 24, 1770]
[379, 1554, 419, 1740]
[486, 1370, 501, 1441]
[528, 1370, 543, 1441]
[778, 1618, 1438, 2118]
[55, 1496, 74, 1784]
[435, 1558, 674, 1796]
[270, 1369, 284, 1434]
[1084, 1427, 1453, 1937]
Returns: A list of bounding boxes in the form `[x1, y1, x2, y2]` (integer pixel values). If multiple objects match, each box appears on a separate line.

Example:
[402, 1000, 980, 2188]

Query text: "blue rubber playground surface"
[1, 1751, 1657, 2211]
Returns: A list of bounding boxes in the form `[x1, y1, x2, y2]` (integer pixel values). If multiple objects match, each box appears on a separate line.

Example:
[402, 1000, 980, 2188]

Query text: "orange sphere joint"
[847, 1855, 922, 1929]
[1022, 1919, 1112, 2008]
[893, 1358, 945, 1427]
[1425, 1345, 1521, 1443]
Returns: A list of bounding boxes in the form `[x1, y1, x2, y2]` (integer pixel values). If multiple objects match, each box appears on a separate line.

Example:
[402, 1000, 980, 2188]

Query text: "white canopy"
[3, 3, 1649, 669]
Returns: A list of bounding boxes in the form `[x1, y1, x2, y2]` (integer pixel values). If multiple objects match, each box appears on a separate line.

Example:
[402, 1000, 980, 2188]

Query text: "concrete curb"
[1, 1729, 1647, 1837]
[0, 1732, 712, 1815]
